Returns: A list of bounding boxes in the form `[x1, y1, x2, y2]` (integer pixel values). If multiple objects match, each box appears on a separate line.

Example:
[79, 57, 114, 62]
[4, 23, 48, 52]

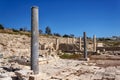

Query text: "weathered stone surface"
[0, 77, 12, 80]
[78, 73, 93, 80]
[29, 73, 47, 80]
[115, 75, 120, 80]
[15, 70, 33, 80]
[15, 69, 33, 76]
[116, 70, 120, 75]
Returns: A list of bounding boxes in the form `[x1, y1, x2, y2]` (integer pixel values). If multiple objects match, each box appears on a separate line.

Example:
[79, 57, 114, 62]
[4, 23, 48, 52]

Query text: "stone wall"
[0, 33, 93, 57]
[40, 37, 77, 44]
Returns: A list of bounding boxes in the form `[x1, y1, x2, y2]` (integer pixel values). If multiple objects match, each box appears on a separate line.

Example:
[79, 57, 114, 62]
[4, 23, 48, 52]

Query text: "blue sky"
[0, 0, 120, 37]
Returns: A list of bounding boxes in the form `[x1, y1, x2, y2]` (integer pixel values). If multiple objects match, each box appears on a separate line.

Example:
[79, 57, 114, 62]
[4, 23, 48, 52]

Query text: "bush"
[12, 28, 19, 32]
[63, 34, 70, 37]
[45, 26, 52, 35]
[54, 33, 61, 37]
[0, 24, 4, 29]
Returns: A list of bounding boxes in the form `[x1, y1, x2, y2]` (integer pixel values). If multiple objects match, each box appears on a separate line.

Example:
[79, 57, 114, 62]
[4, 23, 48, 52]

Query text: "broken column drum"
[31, 6, 39, 74]
[83, 32, 87, 59]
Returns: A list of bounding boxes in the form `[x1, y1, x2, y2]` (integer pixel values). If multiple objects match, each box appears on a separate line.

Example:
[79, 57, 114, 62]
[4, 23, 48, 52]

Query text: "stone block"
[116, 70, 120, 75]
[91, 72, 103, 80]
[15, 70, 33, 80]
[115, 75, 120, 80]
[0, 77, 12, 80]
[29, 73, 47, 80]
[15, 70, 33, 75]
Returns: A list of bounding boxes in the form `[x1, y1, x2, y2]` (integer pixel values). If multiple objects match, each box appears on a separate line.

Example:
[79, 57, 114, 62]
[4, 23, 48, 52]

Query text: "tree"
[63, 34, 70, 37]
[39, 29, 43, 34]
[45, 26, 52, 35]
[0, 24, 4, 29]
[19, 28, 24, 31]
[12, 28, 19, 32]
[54, 33, 61, 37]
[19, 27, 27, 32]
[69, 34, 74, 38]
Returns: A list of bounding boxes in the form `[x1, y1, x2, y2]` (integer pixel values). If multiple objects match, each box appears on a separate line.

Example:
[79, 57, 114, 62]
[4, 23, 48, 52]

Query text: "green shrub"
[12, 28, 19, 32]
[0, 24, 4, 29]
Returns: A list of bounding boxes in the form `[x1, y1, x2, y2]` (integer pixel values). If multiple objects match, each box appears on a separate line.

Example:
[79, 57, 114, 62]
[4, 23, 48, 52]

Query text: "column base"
[79, 58, 90, 61]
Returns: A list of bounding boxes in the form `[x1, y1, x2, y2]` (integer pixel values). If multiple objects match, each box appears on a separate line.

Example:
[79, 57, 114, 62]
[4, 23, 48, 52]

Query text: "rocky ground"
[0, 54, 120, 80]
[39, 58, 120, 80]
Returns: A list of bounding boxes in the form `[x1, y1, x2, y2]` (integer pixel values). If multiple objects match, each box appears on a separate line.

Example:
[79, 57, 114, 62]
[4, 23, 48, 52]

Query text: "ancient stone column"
[31, 6, 39, 74]
[72, 38, 75, 44]
[67, 38, 69, 51]
[93, 35, 96, 52]
[67, 37, 69, 44]
[79, 37, 82, 51]
[56, 38, 59, 50]
[83, 32, 87, 59]
[72, 38, 75, 52]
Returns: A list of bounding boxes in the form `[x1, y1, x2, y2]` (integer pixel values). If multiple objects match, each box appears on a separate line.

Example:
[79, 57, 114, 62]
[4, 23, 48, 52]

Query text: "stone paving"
[39, 59, 120, 80]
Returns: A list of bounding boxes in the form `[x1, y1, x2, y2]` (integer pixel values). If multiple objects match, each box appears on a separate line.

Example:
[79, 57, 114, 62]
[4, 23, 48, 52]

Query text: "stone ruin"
[0, 6, 120, 80]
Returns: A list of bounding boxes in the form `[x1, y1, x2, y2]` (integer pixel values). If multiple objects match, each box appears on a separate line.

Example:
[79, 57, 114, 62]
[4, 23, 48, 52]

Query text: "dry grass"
[89, 55, 120, 67]
[59, 53, 82, 60]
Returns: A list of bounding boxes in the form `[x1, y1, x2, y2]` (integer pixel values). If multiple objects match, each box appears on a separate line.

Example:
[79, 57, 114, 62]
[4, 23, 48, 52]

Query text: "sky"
[0, 0, 120, 37]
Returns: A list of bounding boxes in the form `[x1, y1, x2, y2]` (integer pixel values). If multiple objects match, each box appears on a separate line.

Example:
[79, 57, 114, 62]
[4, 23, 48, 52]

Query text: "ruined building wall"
[39, 37, 76, 44]
[0, 33, 94, 57]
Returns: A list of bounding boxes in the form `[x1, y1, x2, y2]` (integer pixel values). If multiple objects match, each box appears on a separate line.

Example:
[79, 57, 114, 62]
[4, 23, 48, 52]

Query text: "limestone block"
[29, 73, 47, 80]
[115, 75, 120, 80]
[15, 69, 33, 80]
[0, 77, 12, 80]
[103, 72, 115, 80]
[116, 70, 120, 75]
[91, 72, 103, 80]
[79, 73, 93, 80]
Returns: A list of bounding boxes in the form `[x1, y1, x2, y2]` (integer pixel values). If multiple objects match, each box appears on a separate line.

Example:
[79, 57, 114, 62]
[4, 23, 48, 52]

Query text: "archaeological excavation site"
[0, 6, 120, 80]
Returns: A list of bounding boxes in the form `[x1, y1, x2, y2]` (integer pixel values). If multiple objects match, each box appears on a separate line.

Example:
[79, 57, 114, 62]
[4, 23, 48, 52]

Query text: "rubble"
[0, 55, 120, 80]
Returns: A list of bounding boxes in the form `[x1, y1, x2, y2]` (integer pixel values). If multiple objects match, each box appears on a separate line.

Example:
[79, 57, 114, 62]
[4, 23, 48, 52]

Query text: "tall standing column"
[83, 32, 87, 59]
[79, 37, 82, 51]
[31, 6, 39, 74]
[93, 35, 96, 52]
[72, 38, 75, 51]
